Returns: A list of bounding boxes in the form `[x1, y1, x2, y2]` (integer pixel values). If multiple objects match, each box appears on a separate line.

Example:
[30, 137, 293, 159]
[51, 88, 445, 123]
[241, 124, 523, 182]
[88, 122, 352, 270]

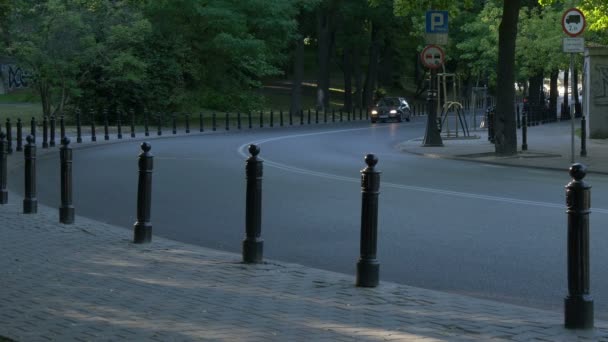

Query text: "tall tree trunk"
[528, 73, 543, 124]
[549, 69, 559, 121]
[573, 62, 581, 117]
[363, 23, 380, 109]
[342, 46, 353, 112]
[290, 36, 304, 117]
[353, 48, 363, 109]
[563, 68, 569, 120]
[494, 1, 520, 156]
[316, 10, 333, 111]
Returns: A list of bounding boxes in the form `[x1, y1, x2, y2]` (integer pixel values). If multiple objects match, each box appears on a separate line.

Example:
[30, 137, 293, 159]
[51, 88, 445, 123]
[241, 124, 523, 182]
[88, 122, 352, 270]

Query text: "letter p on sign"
[426, 11, 448, 34]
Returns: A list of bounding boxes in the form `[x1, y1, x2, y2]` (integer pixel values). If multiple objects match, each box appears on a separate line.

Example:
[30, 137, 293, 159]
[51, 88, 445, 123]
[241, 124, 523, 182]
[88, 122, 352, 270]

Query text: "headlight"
[371, 110, 378, 115]
[390, 110, 397, 114]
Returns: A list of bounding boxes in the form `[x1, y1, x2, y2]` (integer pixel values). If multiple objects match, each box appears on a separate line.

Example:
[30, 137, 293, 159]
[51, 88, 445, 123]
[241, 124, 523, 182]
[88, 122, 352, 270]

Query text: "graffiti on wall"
[595, 64, 608, 106]
[1, 64, 31, 92]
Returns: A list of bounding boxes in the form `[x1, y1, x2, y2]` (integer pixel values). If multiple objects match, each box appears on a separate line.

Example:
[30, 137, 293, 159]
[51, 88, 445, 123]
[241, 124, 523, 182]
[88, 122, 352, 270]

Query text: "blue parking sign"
[426, 11, 449, 34]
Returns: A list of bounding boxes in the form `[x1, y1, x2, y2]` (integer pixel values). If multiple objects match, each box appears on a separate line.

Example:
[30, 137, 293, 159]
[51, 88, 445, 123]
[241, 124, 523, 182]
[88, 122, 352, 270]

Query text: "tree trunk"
[316, 10, 333, 111]
[353, 48, 363, 110]
[549, 69, 559, 121]
[562, 68, 569, 120]
[363, 23, 380, 109]
[342, 46, 353, 112]
[573, 62, 581, 117]
[528, 73, 543, 124]
[290, 36, 304, 117]
[494, 1, 520, 156]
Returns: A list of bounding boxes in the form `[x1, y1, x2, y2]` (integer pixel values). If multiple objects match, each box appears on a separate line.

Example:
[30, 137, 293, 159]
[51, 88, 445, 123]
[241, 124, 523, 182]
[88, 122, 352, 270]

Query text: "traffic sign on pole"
[420, 45, 445, 69]
[562, 8, 586, 37]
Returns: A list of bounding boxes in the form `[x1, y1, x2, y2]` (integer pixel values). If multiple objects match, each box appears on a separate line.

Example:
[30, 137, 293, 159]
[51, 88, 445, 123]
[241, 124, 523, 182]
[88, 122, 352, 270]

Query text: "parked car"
[370, 97, 411, 123]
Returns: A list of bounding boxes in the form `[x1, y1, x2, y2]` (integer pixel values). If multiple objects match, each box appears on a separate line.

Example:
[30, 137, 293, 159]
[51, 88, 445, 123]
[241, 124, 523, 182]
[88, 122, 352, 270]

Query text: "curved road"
[9, 120, 608, 319]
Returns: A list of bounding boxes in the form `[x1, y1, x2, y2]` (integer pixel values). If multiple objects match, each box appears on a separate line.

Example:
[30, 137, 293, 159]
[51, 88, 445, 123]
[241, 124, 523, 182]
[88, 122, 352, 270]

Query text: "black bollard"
[259, 110, 264, 128]
[133, 142, 153, 244]
[308, 109, 311, 124]
[42, 116, 49, 148]
[581, 116, 587, 157]
[332, 108, 335, 122]
[243, 144, 264, 263]
[23, 135, 37, 214]
[5, 119, 13, 154]
[49, 115, 56, 147]
[300, 109, 304, 125]
[117, 110, 123, 139]
[289, 109, 293, 125]
[0, 132, 7, 204]
[248, 111, 252, 129]
[103, 109, 109, 140]
[185, 113, 190, 133]
[516, 104, 521, 129]
[212, 112, 217, 131]
[199, 112, 204, 132]
[30, 117, 36, 143]
[225, 112, 230, 130]
[237, 112, 242, 129]
[347, 108, 351, 121]
[76, 109, 83, 143]
[270, 110, 274, 127]
[522, 112, 528, 151]
[324, 109, 328, 123]
[172, 113, 177, 134]
[16, 118, 23, 152]
[359, 107, 363, 120]
[339, 109, 343, 122]
[130, 109, 136, 138]
[59, 137, 74, 224]
[356, 154, 381, 287]
[144, 110, 150, 136]
[90, 109, 97, 142]
[315, 109, 319, 124]
[564, 163, 594, 329]
[157, 113, 162, 136]
[60, 115, 65, 138]
[279, 110, 284, 127]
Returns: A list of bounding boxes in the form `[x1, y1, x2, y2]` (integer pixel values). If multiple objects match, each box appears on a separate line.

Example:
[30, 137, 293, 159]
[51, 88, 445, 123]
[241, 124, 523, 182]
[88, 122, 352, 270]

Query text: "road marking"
[237, 129, 608, 214]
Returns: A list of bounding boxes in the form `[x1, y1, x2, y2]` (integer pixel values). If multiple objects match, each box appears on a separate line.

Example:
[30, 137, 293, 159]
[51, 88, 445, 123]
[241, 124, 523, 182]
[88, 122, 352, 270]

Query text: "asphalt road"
[8, 120, 608, 319]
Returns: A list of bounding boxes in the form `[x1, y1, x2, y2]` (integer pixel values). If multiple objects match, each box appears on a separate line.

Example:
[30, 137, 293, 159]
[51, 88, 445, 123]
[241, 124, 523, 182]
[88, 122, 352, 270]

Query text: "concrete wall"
[584, 46, 608, 138]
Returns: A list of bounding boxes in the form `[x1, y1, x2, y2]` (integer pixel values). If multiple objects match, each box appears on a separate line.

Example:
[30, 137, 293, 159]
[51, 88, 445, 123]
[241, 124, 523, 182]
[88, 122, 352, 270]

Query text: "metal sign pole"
[570, 53, 575, 164]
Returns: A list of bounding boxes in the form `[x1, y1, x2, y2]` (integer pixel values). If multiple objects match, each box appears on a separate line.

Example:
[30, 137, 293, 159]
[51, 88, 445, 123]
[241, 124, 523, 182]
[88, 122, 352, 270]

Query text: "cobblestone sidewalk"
[1, 192, 608, 341]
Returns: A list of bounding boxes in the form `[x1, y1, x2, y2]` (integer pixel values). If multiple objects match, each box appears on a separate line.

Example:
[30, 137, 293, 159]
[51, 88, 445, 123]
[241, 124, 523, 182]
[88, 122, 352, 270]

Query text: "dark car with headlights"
[370, 97, 411, 123]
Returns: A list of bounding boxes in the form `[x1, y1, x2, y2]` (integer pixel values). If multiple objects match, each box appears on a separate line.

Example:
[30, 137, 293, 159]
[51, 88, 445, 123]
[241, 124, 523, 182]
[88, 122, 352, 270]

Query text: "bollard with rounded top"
[16, 118, 23, 152]
[42, 116, 49, 148]
[172, 114, 177, 134]
[157, 113, 162, 136]
[50, 115, 56, 146]
[212, 112, 217, 131]
[23, 135, 37, 214]
[279, 110, 284, 127]
[59, 137, 74, 224]
[76, 109, 83, 143]
[270, 110, 274, 127]
[130, 109, 136, 138]
[5, 118, 13, 154]
[243, 144, 264, 263]
[225, 112, 230, 130]
[581, 116, 587, 157]
[199, 112, 204, 132]
[0, 132, 7, 204]
[144, 110, 150, 136]
[60, 115, 65, 138]
[117, 110, 123, 139]
[30, 117, 36, 143]
[185, 113, 190, 133]
[356, 154, 381, 287]
[133, 142, 153, 244]
[259, 110, 264, 128]
[90, 109, 97, 142]
[521, 112, 528, 151]
[564, 163, 594, 329]
[103, 109, 109, 140]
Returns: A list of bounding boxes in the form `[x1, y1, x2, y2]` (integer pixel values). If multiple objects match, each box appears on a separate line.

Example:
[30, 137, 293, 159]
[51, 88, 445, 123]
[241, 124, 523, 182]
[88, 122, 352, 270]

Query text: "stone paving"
[2, 191, 608, 341]
[3, 118, 608, 341]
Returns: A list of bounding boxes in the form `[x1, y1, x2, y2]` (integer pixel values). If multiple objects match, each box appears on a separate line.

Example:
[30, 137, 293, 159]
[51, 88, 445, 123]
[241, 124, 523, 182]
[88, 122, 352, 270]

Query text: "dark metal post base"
[565, 295, 594, 329]
[23, 199, 37, 214]
[133, 222, 152, 244]
[356, 260, 379, 287]
[0, 190, 7, 204]
[242, 238, 263, 263]
[59, 206, 75, 224]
